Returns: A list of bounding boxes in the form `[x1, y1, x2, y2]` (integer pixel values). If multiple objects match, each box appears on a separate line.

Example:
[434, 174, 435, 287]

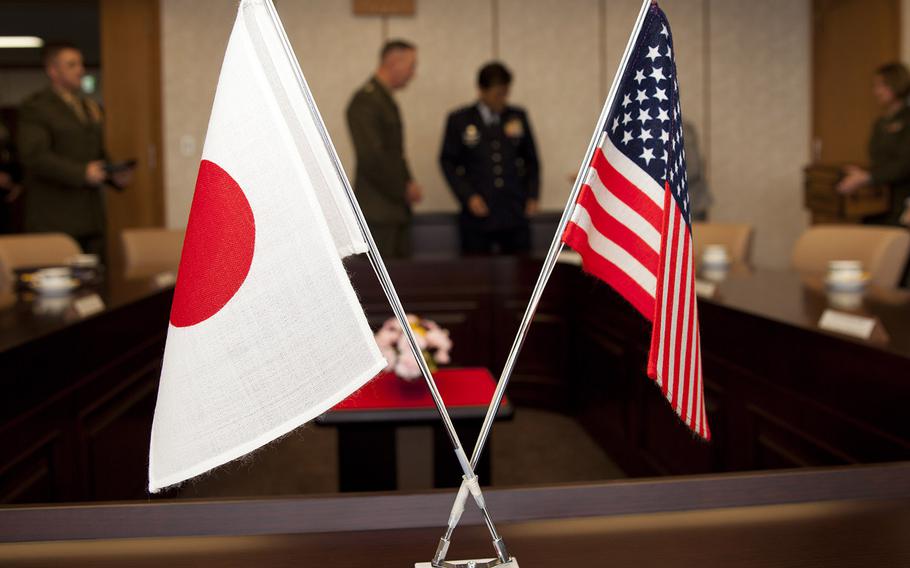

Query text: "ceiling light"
[0, 36, 44, 49]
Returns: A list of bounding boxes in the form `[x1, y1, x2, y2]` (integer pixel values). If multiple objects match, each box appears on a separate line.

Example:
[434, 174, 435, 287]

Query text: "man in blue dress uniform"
[440, 62, 540, 254]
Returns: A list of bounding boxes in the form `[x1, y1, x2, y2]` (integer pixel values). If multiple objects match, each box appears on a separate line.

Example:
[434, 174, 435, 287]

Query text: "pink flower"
[373, 315, 452, 380]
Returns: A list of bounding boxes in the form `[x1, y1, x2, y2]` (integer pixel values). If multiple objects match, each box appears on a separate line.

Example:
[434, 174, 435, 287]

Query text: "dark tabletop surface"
[3, 258, 909, 359]
[699, 266, 910, 358]
[0, 272, 173, 355]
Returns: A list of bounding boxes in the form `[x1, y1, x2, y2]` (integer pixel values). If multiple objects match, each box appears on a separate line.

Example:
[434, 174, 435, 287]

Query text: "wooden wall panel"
[813, 0, 900, 165]
[99, 0, 164, 267]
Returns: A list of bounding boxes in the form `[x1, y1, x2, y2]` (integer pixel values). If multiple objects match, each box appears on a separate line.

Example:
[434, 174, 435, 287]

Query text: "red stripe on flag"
[646, 187, 673, 379]
[696, 333, 710, 440]
[590, 150, 663, 231]
[671, 224, 691, 409]
[660, 207, 682, 396]
[576, 185, 660, 271]
[563, 221, 656, 319]
[679, 245, 696, 422]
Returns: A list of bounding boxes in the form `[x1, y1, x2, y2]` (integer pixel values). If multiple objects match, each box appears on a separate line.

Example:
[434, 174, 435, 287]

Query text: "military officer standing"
[440, 62, 540, 255]
[346, 40, 422, 258]
[18, 42, 131, 257]
[837, 62, 910, 227]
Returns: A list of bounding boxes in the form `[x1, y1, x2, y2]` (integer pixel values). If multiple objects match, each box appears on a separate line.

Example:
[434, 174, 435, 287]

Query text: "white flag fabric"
[149, 0, 386, 492]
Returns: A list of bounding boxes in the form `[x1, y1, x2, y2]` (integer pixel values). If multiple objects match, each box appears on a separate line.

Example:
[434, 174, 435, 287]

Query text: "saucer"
[32, 277, 81, 295]
[824, 273, 870, 293]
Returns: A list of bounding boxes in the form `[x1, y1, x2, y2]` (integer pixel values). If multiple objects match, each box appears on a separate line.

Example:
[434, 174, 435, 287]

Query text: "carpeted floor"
[171, 407, 625, 499]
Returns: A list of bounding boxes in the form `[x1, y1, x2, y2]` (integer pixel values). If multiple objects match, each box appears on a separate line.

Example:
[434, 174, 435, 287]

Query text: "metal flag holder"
[429, 0, 654, 564]
[258, 0, 515, 565]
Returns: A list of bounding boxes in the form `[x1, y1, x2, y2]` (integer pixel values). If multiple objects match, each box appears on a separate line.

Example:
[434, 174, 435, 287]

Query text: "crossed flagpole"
[256, 1, 512, 564]
[430, 0, 654, 563]
[262, 0, 654, 564]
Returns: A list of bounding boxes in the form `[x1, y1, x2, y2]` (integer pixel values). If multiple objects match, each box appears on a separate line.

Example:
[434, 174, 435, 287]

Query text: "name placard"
[818, 309, 887, 342]
[73, 294, 105, 318]
[694, 279, 717, 299]
[557, 251, 582, 266]
[154, 272, 178, 288]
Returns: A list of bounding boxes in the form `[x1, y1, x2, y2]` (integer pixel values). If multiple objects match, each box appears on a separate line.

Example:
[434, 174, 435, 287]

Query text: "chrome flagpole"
[431, 0, 655, 563]
[259, 1, 512, 564]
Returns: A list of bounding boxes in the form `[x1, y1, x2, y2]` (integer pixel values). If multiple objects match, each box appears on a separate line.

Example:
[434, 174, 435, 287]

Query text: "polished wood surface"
[3, 255, 910, 504]
[1, 463, 909, 566]
[0, 275, 171, 504]
[570, 262, 910, 477]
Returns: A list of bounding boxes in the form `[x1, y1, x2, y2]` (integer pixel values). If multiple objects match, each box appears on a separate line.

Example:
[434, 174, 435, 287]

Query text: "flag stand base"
[415, 558, 519, 568]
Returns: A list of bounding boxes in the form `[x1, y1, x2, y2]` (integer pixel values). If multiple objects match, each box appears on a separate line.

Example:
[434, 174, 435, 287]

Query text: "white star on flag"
[637, 108, 652, 125]
[640, 146, 655, 164]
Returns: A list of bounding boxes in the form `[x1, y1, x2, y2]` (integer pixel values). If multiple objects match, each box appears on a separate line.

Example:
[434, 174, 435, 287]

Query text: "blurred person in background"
[0, 120, 23, 233]
[440, 61, 539, 255]
[17, 42, 131, 258]
[346, 40, 421, 259]
[837, 62, 910, 228]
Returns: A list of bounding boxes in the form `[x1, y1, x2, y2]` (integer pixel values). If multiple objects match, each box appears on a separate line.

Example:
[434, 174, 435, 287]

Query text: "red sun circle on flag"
[170, 159, 256, 327]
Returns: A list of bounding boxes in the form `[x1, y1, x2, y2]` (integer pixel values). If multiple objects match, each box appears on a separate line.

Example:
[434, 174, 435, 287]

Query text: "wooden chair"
[121, 228, 185, 279]
[791, 225, 910, 288]
[692, 222, 754, 266]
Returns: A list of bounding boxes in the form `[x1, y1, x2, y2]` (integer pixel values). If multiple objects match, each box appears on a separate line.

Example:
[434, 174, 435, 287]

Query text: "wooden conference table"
[1, 255, 909, 504]
[1, 462, 909, 566]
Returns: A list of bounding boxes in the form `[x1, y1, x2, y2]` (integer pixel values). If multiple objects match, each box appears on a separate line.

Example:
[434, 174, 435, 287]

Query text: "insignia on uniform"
[463, 124, 480, 146]
[504, 118, 524, 138]
[887, 121, 904, 133]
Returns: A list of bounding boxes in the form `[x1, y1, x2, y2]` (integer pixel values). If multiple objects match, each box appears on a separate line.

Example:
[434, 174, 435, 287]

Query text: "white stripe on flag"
[656, 202, 676, 389]
[600, 135, 665, 208]
[676, 227, 692, 411]
[683, 244, 697, 424]
[571, 204, 658, 296]
[666, 211, 686, 401]
[585, 167, 661, 252]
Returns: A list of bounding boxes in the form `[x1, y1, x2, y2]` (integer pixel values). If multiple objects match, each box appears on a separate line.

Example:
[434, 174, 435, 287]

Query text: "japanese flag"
[149, 0, 386, 491]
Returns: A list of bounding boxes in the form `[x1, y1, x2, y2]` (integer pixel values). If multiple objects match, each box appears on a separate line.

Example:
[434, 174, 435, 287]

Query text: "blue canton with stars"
[604, 4, 690, 226]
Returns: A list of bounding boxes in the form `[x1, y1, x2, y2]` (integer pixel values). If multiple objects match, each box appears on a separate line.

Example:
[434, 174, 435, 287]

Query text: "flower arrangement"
[374, 314, 453, 381]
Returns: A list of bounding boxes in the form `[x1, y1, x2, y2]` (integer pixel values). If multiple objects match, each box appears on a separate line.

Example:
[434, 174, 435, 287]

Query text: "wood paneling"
[812, 0, 901, 164]
[4, 253, 910, 504]
[99, 0, 164, 269]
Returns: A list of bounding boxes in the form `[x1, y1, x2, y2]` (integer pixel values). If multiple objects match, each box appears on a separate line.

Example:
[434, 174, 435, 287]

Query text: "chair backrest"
[0, 233, 82, 288]
[692, 222, 754, 265]
[791, 224, 910, 288]
[121, 228, 185, 279]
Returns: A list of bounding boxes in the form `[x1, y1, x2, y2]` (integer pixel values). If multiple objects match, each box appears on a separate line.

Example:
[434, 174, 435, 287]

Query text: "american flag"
[562, 3, 709, 439]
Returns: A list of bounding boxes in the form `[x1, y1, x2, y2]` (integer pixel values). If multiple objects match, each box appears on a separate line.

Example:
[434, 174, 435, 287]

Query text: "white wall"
[161, 0, 811, 268]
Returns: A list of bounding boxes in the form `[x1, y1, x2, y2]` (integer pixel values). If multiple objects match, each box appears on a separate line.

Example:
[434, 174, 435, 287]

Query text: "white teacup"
[701, 244, 730, 267]
[827, 260, 863, 283]
[825, 260, 867, 293]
